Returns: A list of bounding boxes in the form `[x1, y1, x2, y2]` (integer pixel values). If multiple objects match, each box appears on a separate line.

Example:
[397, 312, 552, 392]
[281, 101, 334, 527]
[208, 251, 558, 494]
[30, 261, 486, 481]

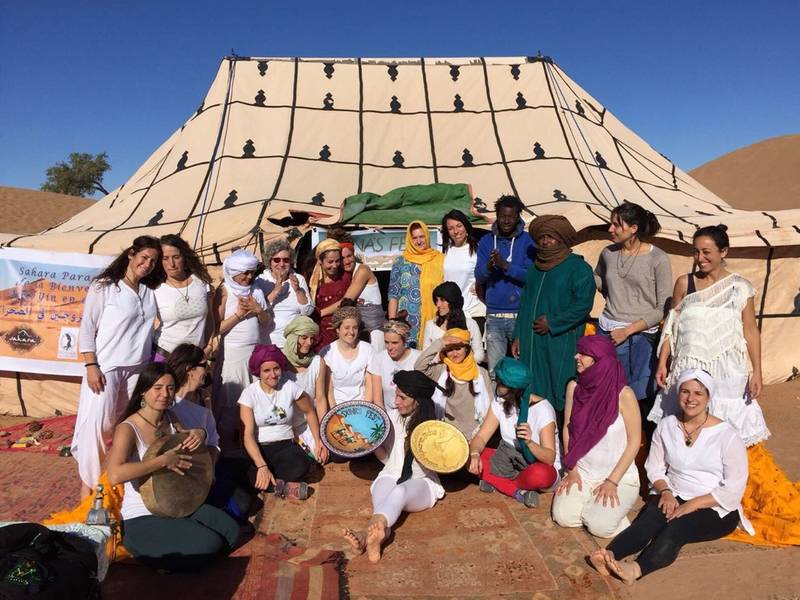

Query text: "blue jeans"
[485, 314, 517, 377]
[599, 328, 657, 400]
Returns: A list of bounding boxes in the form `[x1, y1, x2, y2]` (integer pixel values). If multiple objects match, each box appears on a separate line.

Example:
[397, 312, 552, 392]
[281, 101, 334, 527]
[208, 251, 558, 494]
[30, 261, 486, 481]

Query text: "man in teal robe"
[512, 216, 595, 412]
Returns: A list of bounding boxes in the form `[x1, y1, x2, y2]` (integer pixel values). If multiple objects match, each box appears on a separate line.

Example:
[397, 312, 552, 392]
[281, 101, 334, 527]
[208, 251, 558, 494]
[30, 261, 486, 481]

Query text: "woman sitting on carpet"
[321, 306, 374, 407]
[592, 369, 749, 583]
[551, 335, 641, 538]
[107, 362, 240, 572]
[240, 344, 328, 500]
[468, 357, 560, 508]
[415, 327, 493, 440]
[342, 370, 445, 562]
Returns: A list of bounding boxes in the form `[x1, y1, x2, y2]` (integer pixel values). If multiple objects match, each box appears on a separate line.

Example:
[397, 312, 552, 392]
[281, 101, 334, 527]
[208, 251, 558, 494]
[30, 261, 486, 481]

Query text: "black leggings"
[248, 439, 311, 487]
[606, 495, 739, 578]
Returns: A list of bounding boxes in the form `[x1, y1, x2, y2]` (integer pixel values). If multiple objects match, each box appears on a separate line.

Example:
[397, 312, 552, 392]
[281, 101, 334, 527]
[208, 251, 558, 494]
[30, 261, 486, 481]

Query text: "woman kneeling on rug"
[551, 335, 641, 538]
[468, 357, 560, 508]
[108, 362, 240, 572]
[342, 370, 445, 562]
[592, 369, 749, 584]
[239, 344, 328, 500]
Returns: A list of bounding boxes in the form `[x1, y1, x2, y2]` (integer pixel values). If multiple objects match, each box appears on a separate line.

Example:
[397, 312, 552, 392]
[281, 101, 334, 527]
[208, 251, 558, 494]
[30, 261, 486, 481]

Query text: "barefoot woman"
[342, 370, 444, 562]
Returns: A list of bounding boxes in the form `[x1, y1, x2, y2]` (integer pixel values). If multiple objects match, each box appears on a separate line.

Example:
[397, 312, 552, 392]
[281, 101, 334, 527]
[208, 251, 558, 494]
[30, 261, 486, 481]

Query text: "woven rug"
[0, 414, 76, 454]
[0, 452, 80, 522]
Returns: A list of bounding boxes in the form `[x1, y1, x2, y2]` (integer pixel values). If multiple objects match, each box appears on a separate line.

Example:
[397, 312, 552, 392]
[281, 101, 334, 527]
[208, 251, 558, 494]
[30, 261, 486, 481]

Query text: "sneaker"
[478, 480, 495, 494]
[519, 490, 539, 508]
[274, 479, 309, 500]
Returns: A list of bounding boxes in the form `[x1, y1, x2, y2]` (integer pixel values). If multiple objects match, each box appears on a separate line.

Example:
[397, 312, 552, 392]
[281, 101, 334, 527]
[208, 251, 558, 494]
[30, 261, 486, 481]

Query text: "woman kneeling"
[468, 357, 560, 508]
[592, 369, 749, 584]
[342, 371, 444, 562]
[108, 363, 240, 572]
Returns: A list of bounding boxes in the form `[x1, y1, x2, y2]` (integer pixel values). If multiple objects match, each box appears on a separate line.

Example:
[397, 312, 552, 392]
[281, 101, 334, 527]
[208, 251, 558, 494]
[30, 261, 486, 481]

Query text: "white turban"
[676, 368, 716, 401]
[223, 249, 259, 297]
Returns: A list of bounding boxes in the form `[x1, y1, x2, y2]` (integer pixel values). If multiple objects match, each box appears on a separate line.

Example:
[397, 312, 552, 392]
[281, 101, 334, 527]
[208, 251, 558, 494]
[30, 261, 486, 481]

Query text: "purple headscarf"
[248, 344, 289, 376]
[563, 335, 628, 471]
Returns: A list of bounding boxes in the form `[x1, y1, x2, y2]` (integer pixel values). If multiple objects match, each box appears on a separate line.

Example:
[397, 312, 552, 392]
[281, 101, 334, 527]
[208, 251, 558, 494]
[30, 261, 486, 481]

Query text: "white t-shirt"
[172, 395, 220, 449]
[258, 271, 314, 348]
[367, 349, 421, 411]
[490, 398, 561, 471]
[286, 355, 323, 429]
[320, 340, 373, 406]
[443, 244, 485, 317]
[421, 316, 484, 363]
[577, 411, 638, 483]
[237, 379, 304, 443]
[222, 280, 270, 348]
[153, 277, 211, 352]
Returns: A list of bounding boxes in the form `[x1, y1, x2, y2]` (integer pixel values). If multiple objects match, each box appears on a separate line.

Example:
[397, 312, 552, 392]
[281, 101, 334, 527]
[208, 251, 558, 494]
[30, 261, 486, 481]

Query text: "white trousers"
[71, 365, 141, 489]
[214, 343, 255, 436]
[371, 475, 436, 529]
[551, 472, 640, 538]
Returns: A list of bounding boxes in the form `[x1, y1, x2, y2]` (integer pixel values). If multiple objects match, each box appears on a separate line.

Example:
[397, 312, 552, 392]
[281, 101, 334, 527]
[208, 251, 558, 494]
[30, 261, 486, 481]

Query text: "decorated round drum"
[410, 420, 469, 473]
[319, 401, 390, 458]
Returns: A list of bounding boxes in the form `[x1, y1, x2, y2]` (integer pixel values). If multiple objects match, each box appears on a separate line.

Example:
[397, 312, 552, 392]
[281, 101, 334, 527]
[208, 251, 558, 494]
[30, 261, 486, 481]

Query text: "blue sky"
[1, 1, 797, 197]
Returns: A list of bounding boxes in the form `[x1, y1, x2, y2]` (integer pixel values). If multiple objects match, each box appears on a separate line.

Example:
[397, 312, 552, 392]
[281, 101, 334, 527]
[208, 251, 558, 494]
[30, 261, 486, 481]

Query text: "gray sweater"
[594, 244, 672, 328]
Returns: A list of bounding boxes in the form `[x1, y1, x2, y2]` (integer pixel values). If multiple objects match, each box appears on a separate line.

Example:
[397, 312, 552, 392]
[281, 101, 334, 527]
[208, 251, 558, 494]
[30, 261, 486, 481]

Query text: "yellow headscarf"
[441, 328, 479, 382]
[403, 221, 444, 346]
[309, 238, 342, 300]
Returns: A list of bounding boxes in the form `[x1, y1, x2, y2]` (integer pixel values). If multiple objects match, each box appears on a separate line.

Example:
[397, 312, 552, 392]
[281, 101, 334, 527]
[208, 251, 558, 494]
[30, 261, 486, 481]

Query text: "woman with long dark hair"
[72, 235, 165, 497]
[107, 362, 240, 572]
[342, 370, 444, 563]
[154, 234, 215, 362]
[421, 281, 484, 363]
[595, 202, 672, 402]
[441, 209, 486, 333]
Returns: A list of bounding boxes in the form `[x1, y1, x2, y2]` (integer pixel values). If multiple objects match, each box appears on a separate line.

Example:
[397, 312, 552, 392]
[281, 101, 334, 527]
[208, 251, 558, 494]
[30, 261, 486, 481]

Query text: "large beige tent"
[3, 56, 799, 415]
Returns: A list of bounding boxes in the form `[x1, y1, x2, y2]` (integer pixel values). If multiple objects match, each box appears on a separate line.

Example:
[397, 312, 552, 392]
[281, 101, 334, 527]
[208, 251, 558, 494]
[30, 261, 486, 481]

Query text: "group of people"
[69, 195, 796, 580]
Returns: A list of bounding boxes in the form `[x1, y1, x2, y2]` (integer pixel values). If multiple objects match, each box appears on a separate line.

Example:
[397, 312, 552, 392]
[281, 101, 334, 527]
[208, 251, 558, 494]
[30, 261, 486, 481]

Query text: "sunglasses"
[271, 257, 290, 264]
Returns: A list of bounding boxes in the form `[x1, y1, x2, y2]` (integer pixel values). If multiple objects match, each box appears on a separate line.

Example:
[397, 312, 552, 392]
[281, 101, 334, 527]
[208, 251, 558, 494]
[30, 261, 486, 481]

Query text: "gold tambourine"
[140, 431, 213, 518]
[410, 420, 469, 473]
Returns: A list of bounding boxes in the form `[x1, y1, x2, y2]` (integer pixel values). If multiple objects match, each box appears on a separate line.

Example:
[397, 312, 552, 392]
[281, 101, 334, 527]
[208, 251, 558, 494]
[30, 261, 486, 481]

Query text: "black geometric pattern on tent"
[357, 57, 365, 192]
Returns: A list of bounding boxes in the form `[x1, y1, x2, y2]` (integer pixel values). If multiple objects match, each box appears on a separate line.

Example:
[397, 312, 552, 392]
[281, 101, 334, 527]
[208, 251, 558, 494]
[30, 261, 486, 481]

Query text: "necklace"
[616, 240, 642, 279]
[680, 411, 709, 447]
[167, 277, 191, 303]
[137, 411, 165, 438]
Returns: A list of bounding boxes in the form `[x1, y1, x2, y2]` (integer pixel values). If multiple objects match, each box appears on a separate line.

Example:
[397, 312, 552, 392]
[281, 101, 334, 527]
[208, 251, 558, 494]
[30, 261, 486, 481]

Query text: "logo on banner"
[3, 326, 43, 353]
[57, 327, 79, 359]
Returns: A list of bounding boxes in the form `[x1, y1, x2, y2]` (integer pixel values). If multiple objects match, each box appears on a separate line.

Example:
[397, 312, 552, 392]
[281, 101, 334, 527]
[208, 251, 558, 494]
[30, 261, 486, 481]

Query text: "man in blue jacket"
[475, 195, 536, 376]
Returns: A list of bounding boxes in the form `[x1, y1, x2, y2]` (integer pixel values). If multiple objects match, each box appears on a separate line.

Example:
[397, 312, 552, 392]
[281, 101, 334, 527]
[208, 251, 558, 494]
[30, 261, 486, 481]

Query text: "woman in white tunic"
[368, 318, 420, 414]
[258, 239, 313, 349]
[342, 370, 444, 562]
[281, 316, 328, 456]
[421, 281, 484, 363]
[321, 306, 374, 406]
[153, 234, 215, 361]
[552, 335, 641, 539]
[441, 209, 486, 333]
[594, 369, 749, 584]
[212, 249, 272, 449]
[73, 235, 164, 497]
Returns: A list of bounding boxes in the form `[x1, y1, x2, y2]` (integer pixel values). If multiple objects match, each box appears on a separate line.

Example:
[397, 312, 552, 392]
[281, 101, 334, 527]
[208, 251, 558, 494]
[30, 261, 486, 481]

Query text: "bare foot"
[606, 557, 640, 585]
[589, 549, 612, 576]
[366, 518, 387, 563]
[342, 528, 366, 555]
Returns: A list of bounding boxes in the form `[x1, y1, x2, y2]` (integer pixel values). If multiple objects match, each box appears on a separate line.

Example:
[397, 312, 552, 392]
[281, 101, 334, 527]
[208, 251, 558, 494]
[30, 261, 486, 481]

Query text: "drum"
[410, 420, 470, 473]
[139, 431, 214, 518]
[319, 401, 390, 459]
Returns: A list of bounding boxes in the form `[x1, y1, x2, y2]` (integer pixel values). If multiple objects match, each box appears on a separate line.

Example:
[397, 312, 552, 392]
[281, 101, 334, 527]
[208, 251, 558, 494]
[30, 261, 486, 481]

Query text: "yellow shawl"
[403, 221, 444, 346]
[308, 238, 342, 300]
[441, 327, 479, 381]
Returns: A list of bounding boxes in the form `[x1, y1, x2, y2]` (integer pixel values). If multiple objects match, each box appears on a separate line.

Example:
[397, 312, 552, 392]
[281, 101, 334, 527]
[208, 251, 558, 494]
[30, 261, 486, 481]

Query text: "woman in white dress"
[593, 369, 749, 583]
[368, 318, 420, 414]
[342, 370, 444, 562]
[552, 335, 641, 539]
[321, 306, 374, 407]
[259, 238, 313, 349]
[281, 315, 328, 456]
[441, 209, 486, 334]
[212, 249, 272, 449]
[73, 235, 164, 497]
[421, 281, 484, 363]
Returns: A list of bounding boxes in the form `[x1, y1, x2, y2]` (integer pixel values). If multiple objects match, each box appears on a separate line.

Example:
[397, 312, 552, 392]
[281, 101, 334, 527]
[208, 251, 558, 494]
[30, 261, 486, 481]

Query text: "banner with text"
[312, 228, 440, 271]
[0, 248, 113, 376]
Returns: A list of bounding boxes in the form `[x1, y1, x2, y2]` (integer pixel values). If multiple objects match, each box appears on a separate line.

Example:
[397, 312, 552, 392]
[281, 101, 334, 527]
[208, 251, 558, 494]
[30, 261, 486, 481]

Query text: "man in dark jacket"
[475, 195, 536, 376]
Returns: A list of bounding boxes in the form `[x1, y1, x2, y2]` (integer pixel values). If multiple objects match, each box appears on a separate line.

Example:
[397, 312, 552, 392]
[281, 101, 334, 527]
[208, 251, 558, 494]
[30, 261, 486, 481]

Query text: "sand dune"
[0, 186, 93, 235]
[691, 134, 800, 211]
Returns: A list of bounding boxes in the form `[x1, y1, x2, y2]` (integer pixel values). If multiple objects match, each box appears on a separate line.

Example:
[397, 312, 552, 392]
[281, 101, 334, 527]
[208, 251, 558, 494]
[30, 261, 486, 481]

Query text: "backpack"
[0, 523, 99, 600]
